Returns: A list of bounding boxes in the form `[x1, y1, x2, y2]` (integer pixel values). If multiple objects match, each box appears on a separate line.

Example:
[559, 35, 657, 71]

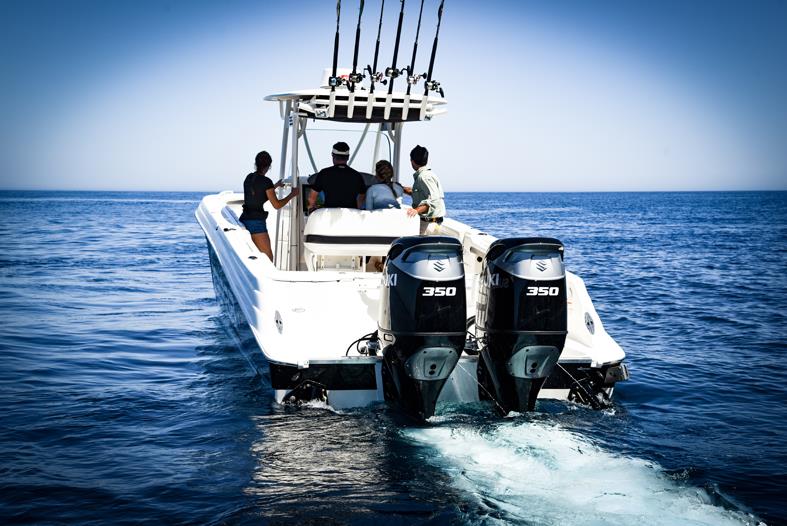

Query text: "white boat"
[198, 0, 627, 422]
[195, 73, 628, 421]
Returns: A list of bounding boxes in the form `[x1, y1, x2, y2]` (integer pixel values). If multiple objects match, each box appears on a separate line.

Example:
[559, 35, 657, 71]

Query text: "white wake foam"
[405, 422, 761, 525]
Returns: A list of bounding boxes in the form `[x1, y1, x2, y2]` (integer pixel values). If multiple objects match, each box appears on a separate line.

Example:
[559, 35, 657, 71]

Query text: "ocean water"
[0, 190, 785, 525]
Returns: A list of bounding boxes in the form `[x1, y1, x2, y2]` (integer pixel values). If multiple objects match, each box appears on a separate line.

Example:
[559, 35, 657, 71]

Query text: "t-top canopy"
[265, 67, 447, 124]
[265, 88, 447, 124]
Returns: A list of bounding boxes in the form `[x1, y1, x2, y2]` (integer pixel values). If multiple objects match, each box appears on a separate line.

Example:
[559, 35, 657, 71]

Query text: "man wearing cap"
[404, 145, 446, 235]
[308, 142, 367, 211]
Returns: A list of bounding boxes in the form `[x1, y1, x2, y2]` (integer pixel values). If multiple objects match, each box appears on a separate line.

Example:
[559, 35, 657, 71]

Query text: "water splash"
[405, 421, 763, 525]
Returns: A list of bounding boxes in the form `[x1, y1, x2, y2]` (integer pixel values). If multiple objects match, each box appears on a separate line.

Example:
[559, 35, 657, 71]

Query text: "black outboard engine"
[379, 236, 466, 421]
[476, 237, 567, 414]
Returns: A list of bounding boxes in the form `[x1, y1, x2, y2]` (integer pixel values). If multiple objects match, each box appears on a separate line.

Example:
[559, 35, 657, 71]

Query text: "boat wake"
[404, 421, 762, 526]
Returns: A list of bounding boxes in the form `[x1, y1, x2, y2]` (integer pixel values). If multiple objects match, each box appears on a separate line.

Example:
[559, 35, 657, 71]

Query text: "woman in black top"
[239, 151, 299, 261]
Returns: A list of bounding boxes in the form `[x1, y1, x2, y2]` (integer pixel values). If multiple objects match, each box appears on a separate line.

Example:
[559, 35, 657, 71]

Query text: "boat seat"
[304, 208, 418, 270]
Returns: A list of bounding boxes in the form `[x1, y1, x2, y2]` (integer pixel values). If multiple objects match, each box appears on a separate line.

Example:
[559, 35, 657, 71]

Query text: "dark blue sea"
[1, 190, 785, 525]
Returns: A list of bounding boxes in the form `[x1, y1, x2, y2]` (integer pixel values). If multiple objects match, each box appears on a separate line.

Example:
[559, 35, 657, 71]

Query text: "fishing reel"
[348, 72, 365, 85]
[404, 68, 426, 86]
[365, 65, 387, 85]
[328, 76, 342, 88]
[424, 79, 445, 97]
[385, 66, 402, 81]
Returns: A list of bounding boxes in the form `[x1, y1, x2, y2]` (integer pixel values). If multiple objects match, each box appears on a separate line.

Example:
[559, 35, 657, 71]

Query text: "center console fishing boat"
[196, 0, 628, 421]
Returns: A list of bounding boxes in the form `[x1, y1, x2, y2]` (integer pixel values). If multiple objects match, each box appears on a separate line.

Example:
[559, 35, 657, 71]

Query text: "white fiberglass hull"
[196, 191, 627, 411]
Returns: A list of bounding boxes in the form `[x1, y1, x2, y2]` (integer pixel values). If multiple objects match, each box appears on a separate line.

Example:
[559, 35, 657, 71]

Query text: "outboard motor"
[379, 236, 466, 421]
[476, 238, 567, 414]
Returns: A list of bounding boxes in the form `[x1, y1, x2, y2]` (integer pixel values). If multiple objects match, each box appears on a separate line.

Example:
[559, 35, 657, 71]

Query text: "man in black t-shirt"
[308, 142, 366, 211]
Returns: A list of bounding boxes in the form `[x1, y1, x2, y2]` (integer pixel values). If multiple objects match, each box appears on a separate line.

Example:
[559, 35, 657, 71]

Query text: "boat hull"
[197, 193, 628, 413]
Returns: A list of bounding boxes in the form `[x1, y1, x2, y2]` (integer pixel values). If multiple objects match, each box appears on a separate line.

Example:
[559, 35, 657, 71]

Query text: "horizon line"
[0, 188, 786, 194]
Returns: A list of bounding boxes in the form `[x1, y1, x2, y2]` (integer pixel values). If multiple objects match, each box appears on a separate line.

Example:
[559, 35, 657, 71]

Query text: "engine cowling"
[476, 237, 567, 414]
[379, 236, 466, 421]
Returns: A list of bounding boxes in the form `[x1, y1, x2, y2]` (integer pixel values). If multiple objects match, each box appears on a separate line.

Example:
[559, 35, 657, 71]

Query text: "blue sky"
[0, 0, 785, 191]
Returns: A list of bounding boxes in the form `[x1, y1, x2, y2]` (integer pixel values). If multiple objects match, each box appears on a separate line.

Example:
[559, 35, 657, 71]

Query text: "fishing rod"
[329, 0, 342, 90]
[405, 0, 425, 96]
[348, 0, 365, 92]
[423, 0, 445, 98]
[365, 0, 386, 93]
[328, 0, 342, 118]
[386, 0, 406, 95]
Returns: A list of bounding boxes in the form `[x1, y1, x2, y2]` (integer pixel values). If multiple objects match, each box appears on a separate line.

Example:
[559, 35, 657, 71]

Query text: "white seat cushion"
[304, 208, 418, 257]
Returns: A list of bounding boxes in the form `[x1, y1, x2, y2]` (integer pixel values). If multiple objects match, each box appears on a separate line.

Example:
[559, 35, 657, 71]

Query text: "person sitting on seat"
[365, 160, 404, 210]
[308, 142, 366, 212]
[239, 151, 299, 261]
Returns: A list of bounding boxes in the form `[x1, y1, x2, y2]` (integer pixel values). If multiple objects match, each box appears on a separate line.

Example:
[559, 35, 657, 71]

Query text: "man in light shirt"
[403, 145, 446, 235]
